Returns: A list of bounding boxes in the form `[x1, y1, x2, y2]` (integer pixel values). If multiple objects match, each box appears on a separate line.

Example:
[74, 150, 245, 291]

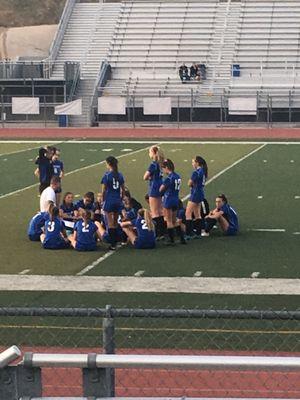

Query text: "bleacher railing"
[0, 306, 300, 398]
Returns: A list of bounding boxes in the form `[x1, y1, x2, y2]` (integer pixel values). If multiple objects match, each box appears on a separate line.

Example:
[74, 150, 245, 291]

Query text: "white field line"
[0, 141, 64, 157]
[2, 275, 300, 295]
[1, 140, 300, 145]
[249, 229, 286, 233]
[77, 143, 267, 276]
[76, 251, 115, 276]
[0, 144, 152, 201]
[181, 143, 267, 202]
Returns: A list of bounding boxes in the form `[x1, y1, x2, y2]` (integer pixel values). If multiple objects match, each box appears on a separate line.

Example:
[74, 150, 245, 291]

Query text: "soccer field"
[0, 140, 299, 278]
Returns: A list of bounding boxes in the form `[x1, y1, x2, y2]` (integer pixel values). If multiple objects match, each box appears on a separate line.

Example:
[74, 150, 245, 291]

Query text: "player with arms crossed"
[203, 194, 239, 236]
[160, 159, 186, 245]
[101, 156, 125, 250]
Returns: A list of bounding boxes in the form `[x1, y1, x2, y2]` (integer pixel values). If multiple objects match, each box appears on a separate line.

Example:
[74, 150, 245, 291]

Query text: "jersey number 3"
[47, 221, 55, 232]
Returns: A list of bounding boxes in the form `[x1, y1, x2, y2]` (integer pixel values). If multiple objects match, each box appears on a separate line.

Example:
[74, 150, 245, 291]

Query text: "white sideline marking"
[121, 148, 133, 152]
[102, 148, 113, 152]
[2, 275, 300, 295]
[1, 140, 300, 145]
[263, 159, 267, 163]
[290, 160, 295, 163]
[295, 196, 300, 199]
[249, 228, 286, 233]
[0, 145, 152, 201]
[18, 269, 30, 275]
[251, 272, 260, 279]
[134, 270, 145, 277]
[193, 271, 202, 277]
[80, 158, 85, 162]
[293, 232, 300, 235]
[76, 251, 115, 276]
[181, 144, 267, 202]
[257, 196, 263, 199]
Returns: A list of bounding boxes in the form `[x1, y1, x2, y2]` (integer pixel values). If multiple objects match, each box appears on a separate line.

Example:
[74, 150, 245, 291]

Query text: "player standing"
[160, 159, 186, 245]
[101, 156, 125, 250]
[143, 146, 165, 238]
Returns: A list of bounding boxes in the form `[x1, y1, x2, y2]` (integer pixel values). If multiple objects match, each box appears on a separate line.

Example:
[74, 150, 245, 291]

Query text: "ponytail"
[81, 209, 91, 228]
[139, 208, 155, 232]
[150, 146, 165, 165]
[106, 156, 119, 178]
[195, 156, 208, 179]
[49, 206, 59, 222]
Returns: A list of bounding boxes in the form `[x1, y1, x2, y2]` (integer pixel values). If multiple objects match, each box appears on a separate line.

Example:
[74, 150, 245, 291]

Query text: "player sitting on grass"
[59, 191, 77, 231]
[74, 192, 95, 216]
[120, 209, 156, 249]
[40, 206, 70, 250]
[160, 159, 186, 245]
[27, 202, 54, 241]
[69, 209, 102, 252]
[203, 194, 239, 237]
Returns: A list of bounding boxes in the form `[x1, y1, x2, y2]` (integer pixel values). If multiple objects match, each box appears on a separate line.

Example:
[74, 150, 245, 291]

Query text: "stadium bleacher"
[2, 0, 300, 125]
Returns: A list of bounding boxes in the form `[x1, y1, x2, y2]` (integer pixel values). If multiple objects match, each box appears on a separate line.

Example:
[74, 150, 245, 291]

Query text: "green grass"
[0, 292, 299, 351]
[0, 140, 299, 277]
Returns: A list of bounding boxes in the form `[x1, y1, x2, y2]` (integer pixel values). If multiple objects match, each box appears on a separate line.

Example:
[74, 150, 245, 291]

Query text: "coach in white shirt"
[40, 176, 60, 212]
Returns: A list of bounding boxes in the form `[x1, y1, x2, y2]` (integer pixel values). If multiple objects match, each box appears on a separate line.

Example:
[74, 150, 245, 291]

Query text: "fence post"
[103, 304, 115, 397]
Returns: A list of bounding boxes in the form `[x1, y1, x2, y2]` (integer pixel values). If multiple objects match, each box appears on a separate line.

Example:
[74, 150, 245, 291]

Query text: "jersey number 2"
[141, 219, 148, 230]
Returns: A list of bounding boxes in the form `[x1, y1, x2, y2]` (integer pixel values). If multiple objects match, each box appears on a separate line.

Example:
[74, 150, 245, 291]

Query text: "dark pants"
[39, 182, 49, 194]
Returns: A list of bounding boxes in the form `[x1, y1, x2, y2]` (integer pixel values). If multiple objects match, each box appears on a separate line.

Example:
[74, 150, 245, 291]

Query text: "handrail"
[23, 353, 300, 371]
[89, 60, 112, 125]
[45, 0, 78, 75]
[67, 63, 81, 102]
[0, 346, 21, 368]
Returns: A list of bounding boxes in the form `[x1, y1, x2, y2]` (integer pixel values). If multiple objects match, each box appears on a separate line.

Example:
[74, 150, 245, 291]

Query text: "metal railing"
[46, 0, 78, 71]
[1, 306, 300, 398]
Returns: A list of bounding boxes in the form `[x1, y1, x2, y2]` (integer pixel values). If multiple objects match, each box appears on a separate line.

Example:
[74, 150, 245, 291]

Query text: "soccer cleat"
[109, 245, 117, 251]
[201, 231, 210, 237]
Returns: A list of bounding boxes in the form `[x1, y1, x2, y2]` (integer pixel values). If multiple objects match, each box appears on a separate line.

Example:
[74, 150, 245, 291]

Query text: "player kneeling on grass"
[120, 209, 156, 249]
[203, 194, 239, 237]
[28, 202, 54, 241]
[160, 159, 186, 245]
[40, 206, 70, 250]
[69, 210, 102, 252]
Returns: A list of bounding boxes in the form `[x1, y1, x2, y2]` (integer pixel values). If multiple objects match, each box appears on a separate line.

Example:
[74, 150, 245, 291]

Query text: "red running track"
[0, 127, 300, 139]
[4, 346, 300, 398]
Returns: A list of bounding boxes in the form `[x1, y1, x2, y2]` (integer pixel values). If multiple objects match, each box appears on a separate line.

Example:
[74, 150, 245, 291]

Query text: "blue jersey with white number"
[190, 167, 205, 203]
[147, 161, 163, 197]
[28, 212, 48, 238]
[43, 218, 65, 248]
[74, 199, 95, 212]
[133, 217, 156, 243]
[219, 203, 239, 231]
[52, 160, 64, 178]
[74, 220, 98, 250]
[60, 203, 75, 220]
[101, 171, 124, 201]
[162, 172, 181, 208]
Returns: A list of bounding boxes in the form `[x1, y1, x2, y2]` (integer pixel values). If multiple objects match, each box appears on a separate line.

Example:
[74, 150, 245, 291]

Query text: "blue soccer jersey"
[133, 217, 156, 248]
[52, 160, 64, 177]
[74, 220, 98, 251]
[147, 161, 163, 198]
[219, 203, 239, 231]
[74, 199, 95, 212]
[101, 171, 124, 201]
[190, 167, 206, 203]
[162, 172, 181, 209]
[28, 212, 48, 240]
[43, 218, 67, 249]
[60, 203, 75, 220]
